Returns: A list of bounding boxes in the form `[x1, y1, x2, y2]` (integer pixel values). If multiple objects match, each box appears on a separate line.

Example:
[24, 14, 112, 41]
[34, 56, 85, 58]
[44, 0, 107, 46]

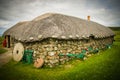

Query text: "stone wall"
[24, 37, 114, 67]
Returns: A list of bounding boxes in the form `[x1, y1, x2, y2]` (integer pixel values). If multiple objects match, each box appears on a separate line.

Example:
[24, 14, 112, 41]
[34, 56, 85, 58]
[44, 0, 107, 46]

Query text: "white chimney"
[87, 16, 90, 21]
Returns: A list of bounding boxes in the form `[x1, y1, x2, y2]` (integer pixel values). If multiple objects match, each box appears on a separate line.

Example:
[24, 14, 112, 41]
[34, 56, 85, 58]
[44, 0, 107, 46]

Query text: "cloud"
[0, 0, 120, 30]
[0, 19, 10, 27]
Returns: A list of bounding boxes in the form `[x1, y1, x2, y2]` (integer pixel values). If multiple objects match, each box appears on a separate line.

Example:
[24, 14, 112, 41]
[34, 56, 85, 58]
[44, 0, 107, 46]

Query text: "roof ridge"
[33, 12, 58, 21]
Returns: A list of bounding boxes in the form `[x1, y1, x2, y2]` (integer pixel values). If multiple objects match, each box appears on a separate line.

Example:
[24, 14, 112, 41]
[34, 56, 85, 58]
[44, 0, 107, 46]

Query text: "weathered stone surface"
[24, 37, 114, 67]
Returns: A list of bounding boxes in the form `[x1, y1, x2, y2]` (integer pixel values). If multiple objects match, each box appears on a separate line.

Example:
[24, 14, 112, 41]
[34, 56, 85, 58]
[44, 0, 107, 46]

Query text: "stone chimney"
[87, 16, 90, 21]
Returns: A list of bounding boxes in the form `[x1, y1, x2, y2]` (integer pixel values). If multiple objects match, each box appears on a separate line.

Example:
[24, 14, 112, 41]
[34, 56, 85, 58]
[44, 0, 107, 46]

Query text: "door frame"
[5, 35, 11, 48]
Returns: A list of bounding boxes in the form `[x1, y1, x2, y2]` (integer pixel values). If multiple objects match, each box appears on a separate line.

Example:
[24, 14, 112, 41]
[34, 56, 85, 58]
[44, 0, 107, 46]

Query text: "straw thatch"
[4, 13, 115, 42]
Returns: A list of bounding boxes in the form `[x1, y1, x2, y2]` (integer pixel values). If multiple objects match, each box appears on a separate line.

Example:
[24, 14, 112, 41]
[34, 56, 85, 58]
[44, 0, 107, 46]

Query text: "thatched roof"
[4, 13, 115, 42]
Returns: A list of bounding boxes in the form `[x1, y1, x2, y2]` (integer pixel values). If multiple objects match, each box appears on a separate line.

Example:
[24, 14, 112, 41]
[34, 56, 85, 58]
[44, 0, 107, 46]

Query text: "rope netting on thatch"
[3, 13, 115, 42]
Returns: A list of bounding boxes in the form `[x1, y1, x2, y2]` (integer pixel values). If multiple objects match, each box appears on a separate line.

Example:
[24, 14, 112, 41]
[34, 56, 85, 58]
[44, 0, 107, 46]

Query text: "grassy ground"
[0, 37, 7, 54]
[0, 47, 7, 54]
[0, 29, 120, 80]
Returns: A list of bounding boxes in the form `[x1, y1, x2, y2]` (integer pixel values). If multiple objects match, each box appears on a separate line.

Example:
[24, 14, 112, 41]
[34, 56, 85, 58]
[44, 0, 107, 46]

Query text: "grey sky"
[0, 0, 120, 30]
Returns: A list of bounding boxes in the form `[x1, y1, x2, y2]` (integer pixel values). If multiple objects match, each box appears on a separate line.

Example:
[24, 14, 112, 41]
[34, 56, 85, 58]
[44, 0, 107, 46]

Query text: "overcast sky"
[0, 0, 120, 30]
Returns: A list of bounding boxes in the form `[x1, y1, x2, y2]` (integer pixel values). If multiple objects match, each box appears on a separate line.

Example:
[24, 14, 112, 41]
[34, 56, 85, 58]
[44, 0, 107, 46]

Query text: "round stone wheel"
[34, 58, 44, 68]
[13, 43, 24, 62]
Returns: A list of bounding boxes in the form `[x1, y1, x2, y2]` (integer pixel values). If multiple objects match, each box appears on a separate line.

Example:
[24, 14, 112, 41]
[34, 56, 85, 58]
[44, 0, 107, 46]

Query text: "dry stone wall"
[24, 37, 114, 67]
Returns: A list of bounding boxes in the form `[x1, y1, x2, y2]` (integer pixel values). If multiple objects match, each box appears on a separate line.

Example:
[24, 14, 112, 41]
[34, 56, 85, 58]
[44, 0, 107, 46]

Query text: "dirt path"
[0, 48, 12, 67]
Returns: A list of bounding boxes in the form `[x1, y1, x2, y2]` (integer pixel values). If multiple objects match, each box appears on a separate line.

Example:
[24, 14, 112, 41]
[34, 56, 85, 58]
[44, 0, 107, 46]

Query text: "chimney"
[87, 16, 90, 21]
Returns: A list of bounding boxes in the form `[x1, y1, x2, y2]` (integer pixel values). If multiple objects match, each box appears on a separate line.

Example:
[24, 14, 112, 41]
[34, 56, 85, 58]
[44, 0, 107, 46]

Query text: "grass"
[0, 36, 7, 54]
[0, 36, 4, 45]
[0, 47, 7, 54]
[0, 29, 120, 80]
[114, 31, 120, 42]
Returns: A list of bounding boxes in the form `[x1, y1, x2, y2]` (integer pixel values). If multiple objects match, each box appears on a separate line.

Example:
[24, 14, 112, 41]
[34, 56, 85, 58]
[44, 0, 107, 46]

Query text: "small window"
[90, 34, 94, 39]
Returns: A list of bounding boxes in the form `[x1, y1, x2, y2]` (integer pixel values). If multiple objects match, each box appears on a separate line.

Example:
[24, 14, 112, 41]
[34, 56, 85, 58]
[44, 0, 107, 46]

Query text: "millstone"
[13, 43, 24, 62]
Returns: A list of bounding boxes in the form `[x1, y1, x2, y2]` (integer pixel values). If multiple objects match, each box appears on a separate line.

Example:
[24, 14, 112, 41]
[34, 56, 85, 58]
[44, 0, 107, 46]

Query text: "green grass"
[0, 47, 7, 54]
[0, 30, 120, 80]
[0, 36, 7, 54]
[114, 31, 120, 42]
[0, 36, 4, 45]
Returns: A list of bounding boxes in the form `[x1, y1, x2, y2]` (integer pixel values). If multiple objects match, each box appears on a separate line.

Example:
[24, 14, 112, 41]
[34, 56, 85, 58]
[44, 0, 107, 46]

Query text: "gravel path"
[0, 48, 12, 67]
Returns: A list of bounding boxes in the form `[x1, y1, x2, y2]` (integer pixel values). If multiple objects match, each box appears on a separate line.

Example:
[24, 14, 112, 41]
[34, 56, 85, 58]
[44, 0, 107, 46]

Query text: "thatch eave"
[3, 13, 115, 42]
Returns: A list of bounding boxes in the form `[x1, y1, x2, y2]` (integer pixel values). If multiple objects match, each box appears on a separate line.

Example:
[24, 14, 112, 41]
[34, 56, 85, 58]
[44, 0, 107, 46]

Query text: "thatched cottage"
[3, 13, 115, 67]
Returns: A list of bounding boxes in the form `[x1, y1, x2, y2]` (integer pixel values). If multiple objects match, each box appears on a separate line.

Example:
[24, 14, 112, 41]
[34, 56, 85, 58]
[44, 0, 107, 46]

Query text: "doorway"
[5, 35, 11, 48]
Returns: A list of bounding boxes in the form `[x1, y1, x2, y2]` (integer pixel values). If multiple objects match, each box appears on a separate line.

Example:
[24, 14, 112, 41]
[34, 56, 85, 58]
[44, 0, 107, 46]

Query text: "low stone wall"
[24, 37, 114, 67]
